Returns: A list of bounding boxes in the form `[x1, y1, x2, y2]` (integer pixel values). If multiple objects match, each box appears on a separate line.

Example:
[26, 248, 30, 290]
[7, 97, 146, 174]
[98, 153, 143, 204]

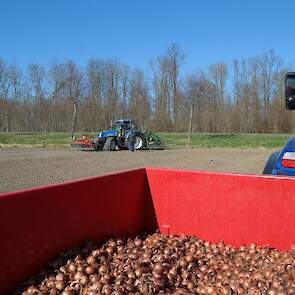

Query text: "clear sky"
[0, 0, 294, 73]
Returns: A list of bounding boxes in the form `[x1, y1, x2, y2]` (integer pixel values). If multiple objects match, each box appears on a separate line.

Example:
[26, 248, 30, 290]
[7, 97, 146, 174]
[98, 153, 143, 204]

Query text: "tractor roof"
[114, 119, 134, 123]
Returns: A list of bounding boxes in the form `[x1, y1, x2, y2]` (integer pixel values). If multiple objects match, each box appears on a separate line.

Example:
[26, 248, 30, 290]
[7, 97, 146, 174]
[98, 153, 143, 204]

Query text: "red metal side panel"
[146, 167, 295, 251]
[0, 168, 154, 295]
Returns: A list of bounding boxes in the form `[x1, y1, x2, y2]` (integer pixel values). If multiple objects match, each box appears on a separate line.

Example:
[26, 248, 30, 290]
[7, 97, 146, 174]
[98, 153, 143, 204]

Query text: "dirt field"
[0, 147, 275, 192]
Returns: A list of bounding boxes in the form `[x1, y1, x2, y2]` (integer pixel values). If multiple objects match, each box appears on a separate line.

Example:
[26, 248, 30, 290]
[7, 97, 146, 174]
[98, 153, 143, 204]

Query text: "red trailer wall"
[0, 168, 156, 295]
[2, 167, 295, 294]
[146, 167, 295, 252]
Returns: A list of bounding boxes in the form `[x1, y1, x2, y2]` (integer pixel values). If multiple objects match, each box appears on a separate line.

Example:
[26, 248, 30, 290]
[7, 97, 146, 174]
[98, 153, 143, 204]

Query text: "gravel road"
[0, 147, 274, 192]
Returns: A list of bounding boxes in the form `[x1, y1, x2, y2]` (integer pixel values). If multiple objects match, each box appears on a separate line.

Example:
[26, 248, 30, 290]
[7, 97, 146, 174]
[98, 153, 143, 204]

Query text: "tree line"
[0, 44, 294, 136]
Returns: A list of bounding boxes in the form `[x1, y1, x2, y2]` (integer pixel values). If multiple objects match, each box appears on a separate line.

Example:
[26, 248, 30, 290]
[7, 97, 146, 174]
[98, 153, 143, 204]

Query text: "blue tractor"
[92, 119, 147, 151]
[263, 72, 295, 175]
[72, 119, 163, 151]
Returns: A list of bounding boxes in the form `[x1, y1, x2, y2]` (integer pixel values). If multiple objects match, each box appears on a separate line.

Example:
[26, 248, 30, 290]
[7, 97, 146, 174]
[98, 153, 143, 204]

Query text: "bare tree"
[209, 62, 228, 132]
[47, 62, 67, 131]
[86, 59, 105, 130]
[27, 63, 47, 131]
[166, 43, 185, 127]
[120, 64, 129, 118]
[184, 72, 199, 143]
[151, 56, 172, 131]
[64, 61, 84, 138]
[0, 59, 10, 131]
[0, 49, 292, 134]
[184, 71, 212, 142]
[7, 64, 26, 131]
[103, 60, 120, 125]
[129, 69, 150, 130]
[210, 62, 227, 102]
[257, 50, 283, 131]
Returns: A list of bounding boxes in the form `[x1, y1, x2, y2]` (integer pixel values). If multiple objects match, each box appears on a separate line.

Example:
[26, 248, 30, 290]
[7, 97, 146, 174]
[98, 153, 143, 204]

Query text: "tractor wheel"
[134, 135, 146, 150]
[104, 137, 116, 151]
[263, 150, 280, 174]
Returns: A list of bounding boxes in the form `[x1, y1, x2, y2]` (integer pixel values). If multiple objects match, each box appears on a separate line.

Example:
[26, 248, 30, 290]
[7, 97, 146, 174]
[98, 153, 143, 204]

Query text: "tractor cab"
[285, 72, 295, 110]
[112, 119, 135, 131]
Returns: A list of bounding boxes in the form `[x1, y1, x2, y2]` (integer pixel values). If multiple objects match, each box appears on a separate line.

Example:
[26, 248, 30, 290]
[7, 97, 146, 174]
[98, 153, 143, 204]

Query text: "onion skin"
[17, 232, 295, 294]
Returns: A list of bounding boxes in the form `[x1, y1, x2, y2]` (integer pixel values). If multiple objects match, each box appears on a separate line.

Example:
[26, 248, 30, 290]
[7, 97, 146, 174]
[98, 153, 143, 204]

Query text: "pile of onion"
[17, 232, 295, 294]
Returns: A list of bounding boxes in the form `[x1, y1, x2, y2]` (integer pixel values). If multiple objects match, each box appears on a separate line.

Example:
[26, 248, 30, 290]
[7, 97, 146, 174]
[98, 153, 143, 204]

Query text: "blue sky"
[0, 0, 294, 73]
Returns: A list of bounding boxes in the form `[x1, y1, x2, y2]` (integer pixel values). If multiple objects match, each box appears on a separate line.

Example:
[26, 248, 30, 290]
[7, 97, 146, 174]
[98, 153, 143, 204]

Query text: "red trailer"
[1, 168, 295, 294]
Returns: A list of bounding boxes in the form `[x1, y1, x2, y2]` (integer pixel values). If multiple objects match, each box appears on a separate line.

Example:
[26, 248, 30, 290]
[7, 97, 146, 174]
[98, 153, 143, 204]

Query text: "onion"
[17, 232, 295, 294]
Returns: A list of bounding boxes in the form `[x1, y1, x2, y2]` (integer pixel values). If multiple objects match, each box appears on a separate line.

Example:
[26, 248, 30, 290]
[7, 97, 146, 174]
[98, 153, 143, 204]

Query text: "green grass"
[159, 133, 291, 148]
[0, 132, 292, 148]
[0, 132, 86, 146]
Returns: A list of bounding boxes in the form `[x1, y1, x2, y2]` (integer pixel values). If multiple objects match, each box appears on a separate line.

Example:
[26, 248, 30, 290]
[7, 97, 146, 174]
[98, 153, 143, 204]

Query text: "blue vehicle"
[263, 72, 295, 175]
[92, 119, 147, 151]
[72, 119, 163, 151]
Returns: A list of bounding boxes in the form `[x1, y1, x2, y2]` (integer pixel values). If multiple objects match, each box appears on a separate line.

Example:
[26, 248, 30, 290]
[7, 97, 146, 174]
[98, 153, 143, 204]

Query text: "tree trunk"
[173, 76, 177, 124]
[71, 102, 78, 139]
[187, 105, 193, 144]
[4, 101, 9, 132]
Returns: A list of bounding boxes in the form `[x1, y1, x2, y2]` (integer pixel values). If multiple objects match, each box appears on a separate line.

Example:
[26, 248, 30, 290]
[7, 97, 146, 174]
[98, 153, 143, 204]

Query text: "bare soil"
[0, 147, 275, 193]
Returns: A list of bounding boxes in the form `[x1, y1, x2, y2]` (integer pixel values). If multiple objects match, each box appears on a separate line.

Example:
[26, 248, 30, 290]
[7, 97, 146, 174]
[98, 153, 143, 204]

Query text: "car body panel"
[272, 138, 295, 176]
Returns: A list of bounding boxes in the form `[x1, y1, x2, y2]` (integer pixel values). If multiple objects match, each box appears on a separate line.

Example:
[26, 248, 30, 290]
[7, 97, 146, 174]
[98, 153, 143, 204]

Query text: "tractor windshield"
[112, 121, 134, 130]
